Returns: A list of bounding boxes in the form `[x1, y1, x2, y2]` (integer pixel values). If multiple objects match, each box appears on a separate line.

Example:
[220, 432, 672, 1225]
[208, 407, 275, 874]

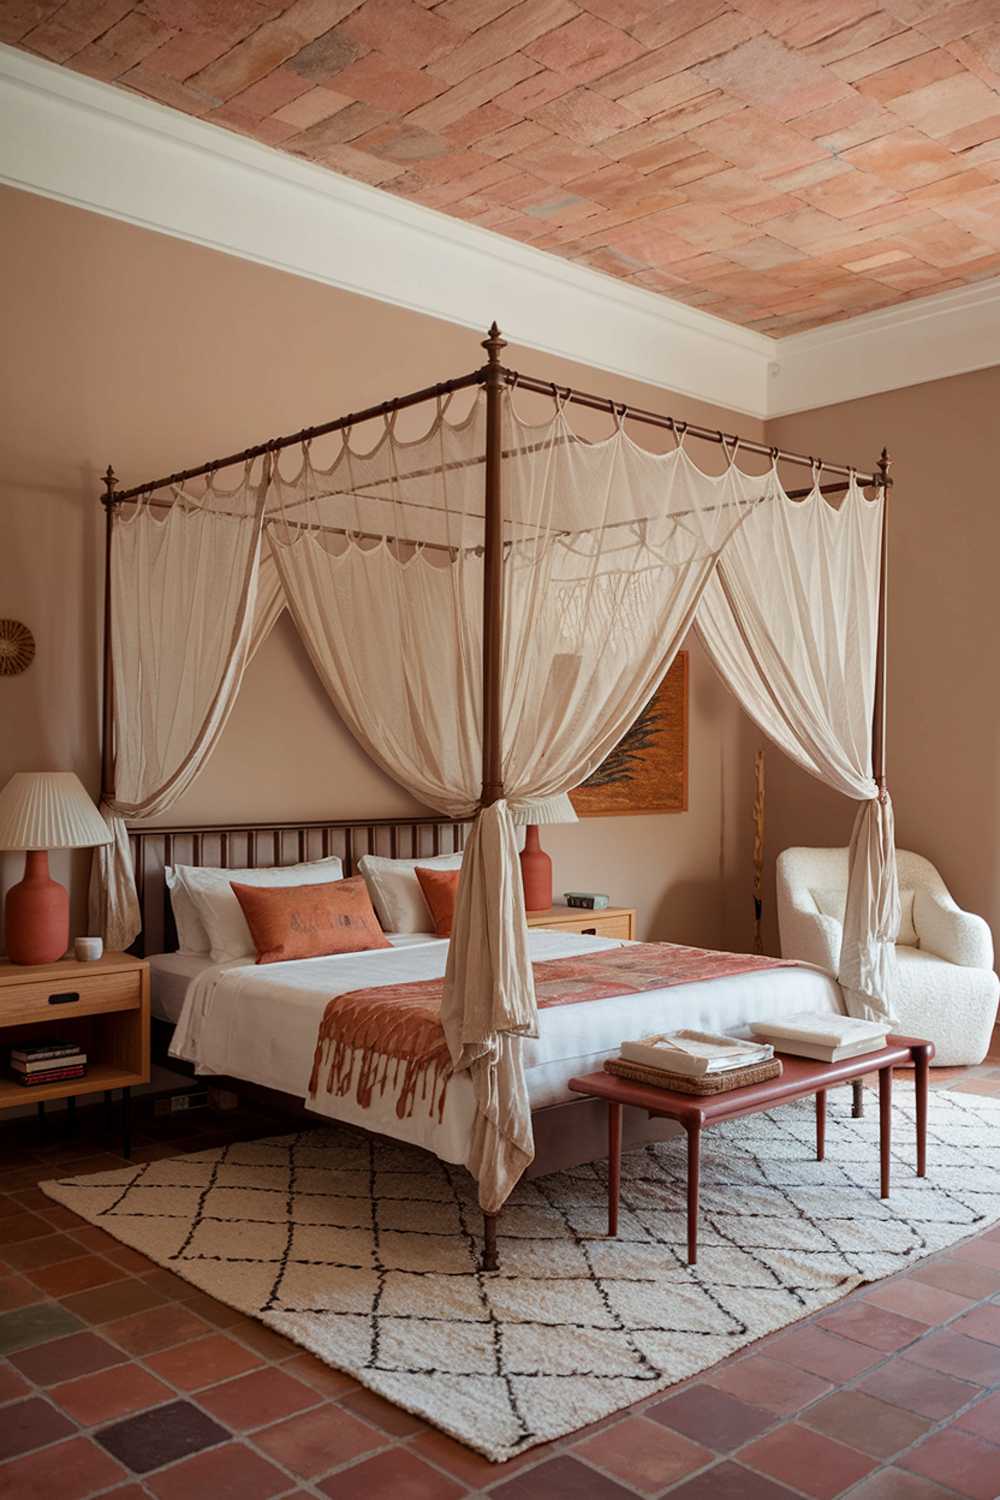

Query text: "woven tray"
[603, 1056, 783, 1095]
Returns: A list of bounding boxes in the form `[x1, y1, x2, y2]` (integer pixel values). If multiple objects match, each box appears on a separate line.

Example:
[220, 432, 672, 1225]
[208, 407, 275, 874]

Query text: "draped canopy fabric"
[94, 387, 894, 1212]
[695, 477, 899, 1024]
[89, 466, 274, 951]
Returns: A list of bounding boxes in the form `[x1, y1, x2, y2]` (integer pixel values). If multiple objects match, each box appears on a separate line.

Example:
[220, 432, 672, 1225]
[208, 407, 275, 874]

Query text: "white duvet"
[168, 931, 843, 1170]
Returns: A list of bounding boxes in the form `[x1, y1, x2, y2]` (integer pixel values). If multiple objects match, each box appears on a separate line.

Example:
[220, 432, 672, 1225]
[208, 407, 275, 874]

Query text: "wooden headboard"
[127, 815, 468, 957]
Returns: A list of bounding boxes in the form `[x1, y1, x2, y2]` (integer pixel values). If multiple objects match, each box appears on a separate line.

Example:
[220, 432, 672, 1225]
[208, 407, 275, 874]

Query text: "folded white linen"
[750, 1012, 889, 1048]
[620, 1030, 773, 1076]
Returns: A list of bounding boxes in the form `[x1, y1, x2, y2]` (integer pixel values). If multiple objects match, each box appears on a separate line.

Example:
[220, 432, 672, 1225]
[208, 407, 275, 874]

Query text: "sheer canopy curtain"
[696, 472, 898, 1023]
[90, 466, 274, 951]
[267, 391, 761, 1210]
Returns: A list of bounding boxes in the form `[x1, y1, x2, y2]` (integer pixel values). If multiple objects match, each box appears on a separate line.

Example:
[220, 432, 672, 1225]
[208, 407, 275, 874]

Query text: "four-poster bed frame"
[96, 322, 893, 1271]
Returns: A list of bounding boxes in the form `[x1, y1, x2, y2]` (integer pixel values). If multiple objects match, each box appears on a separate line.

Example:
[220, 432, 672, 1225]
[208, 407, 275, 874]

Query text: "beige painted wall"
[1, 184, 759, 951]
[754, 367, 1000, 956]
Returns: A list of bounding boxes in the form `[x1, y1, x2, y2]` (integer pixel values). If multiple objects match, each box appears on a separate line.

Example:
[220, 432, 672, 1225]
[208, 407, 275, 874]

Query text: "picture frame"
[570, 651, 688, 818]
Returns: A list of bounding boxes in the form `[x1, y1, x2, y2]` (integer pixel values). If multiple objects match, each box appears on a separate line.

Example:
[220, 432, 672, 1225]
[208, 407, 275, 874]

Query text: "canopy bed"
[91, 323, 898, 1270]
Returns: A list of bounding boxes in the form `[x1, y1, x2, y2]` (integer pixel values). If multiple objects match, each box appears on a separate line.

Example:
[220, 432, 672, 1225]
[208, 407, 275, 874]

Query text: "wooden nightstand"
[525, 906, 635, 940]
[0, 952, 149, 1156]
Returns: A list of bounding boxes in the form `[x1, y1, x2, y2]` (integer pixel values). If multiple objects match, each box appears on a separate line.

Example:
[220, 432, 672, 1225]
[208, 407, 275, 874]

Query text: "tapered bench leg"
[684, 1118, 701, 1266]
[912, 1043, 930, 1178]
[852, 1079, 865, 1118]
[608, 1100, 622, 1237]
[879, 1068, 892, 1198]
[816, 1089, 826, 1161]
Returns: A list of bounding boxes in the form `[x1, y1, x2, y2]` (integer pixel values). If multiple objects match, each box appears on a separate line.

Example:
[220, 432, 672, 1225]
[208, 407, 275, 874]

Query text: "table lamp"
[511, 795, 578, 912]
[0, 772, 112, 965]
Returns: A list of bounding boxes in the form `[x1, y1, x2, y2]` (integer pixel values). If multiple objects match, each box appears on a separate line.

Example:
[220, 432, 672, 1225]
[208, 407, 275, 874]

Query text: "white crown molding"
[0, 43, 773, 419]
[769, 276, 1000, 416]
[3, 44, 998, 425]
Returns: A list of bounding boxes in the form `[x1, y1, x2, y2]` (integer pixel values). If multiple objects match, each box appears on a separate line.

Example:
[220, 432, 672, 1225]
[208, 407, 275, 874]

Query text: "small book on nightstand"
[564, 892, 610, 910]
[10, 1040, 88, 1086]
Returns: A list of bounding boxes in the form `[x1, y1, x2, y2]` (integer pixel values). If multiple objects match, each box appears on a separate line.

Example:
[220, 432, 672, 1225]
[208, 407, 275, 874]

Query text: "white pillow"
[174, 856, 344, 962]
[358, 852, 463, 933]
[812, 885, 917, 946]
[165, 867, 212, 954]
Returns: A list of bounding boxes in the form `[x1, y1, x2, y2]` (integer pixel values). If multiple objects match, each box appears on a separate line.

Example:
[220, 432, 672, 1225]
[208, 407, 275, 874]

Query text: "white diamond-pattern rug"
[41, 1088, 1000, 1462]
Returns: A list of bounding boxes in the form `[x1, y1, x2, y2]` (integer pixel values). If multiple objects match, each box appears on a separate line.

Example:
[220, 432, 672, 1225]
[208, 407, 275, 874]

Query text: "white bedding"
[149, 937, 435, 1025]
[149, 952, 215, 1024]
[168, 931, 842, 1170]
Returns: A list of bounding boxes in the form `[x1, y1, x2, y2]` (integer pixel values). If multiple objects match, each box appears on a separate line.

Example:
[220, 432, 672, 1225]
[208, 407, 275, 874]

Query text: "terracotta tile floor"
[0, 1035, 998, 1500]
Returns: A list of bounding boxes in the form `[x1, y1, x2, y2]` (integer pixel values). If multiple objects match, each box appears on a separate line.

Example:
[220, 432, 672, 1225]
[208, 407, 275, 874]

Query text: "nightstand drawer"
[585, 914, 634, 939]
[0, 969, 142, 1027]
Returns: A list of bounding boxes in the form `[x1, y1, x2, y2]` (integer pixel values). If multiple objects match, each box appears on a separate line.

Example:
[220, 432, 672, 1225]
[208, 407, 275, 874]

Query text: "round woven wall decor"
[0, 620, 35, 676]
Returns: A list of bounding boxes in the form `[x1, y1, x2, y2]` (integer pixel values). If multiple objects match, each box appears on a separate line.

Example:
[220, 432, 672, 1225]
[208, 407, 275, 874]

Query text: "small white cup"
[74, 936, 103, 962]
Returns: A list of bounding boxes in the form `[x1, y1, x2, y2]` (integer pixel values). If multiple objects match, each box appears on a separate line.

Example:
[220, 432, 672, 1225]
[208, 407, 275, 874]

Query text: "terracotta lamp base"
[520, 824, 552, 912]
[5, 850, 69, 965]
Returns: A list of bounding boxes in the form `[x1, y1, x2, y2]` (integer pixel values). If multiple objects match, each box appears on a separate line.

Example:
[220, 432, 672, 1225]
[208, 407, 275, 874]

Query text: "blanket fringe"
[309, 1004, 452, 1123]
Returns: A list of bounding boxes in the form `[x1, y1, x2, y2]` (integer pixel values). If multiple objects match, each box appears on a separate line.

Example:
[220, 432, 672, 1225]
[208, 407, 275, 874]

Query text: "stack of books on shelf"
[605, 1029, 781, 1094]
[10, 1040, 88, 1087]
[749, 1013, 891, 1062]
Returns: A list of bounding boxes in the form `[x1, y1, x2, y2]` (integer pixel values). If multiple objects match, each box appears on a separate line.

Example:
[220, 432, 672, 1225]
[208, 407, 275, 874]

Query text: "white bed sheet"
[169, 931, 843, 1171]
[148, 937, 437, 1026]
[149, 952, 215, 1024]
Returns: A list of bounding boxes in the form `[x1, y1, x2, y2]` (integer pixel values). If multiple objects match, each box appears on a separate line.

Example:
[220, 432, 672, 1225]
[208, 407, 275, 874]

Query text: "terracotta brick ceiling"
[7, 0, 1000, 334]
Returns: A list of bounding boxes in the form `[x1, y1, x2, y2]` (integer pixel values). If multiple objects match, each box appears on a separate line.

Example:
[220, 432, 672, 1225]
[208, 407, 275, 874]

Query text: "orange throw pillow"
[230, 876, 390, 964]
[415, 866, 460, 938]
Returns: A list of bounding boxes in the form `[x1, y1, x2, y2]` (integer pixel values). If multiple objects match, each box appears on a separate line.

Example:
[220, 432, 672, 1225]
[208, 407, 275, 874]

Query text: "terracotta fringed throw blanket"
[308, 942, 800, 1123]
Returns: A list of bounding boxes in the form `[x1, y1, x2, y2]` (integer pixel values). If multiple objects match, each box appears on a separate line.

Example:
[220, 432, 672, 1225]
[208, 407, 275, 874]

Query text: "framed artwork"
[570, 651, 688, 818]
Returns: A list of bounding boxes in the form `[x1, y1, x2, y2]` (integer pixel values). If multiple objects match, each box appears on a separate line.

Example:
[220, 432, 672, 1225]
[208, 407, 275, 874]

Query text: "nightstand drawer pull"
[47, 991, 80, 1006]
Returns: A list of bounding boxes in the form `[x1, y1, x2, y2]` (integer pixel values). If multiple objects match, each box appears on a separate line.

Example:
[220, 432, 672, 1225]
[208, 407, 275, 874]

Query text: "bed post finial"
[102, 464, 118, 504]
[482, 322, 506, 366]
[877, 447, 891, 491]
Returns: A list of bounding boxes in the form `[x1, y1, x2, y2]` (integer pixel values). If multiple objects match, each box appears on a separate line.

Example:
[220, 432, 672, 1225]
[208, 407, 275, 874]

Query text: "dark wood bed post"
[872, 448, 891, 799]
[853, 447, 892, 1121]
[480, 321, 507, 1272]
[100, 465, 120, 804]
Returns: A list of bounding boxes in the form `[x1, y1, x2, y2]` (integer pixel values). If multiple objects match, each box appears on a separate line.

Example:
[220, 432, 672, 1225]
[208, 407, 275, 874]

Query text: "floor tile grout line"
[2, 1283, 392, 1492]
[19, 1223, 574, 1499]
[528, 1343, 997, 1499]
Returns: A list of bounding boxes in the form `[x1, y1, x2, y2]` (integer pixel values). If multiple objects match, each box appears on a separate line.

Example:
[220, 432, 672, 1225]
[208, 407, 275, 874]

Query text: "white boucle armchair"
[777, 848, 999, 1066]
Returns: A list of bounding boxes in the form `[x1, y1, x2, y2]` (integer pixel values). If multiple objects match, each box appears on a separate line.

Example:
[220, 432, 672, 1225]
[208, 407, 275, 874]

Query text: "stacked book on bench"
[606, 1030, 782, 1094]
[749, 1013, 891, 1061]
[10, 1040, 88, 1087]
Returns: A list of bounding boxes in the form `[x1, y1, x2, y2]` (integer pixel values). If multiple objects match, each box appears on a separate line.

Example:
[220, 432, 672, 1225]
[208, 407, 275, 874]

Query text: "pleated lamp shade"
[0, 772, 111, 851]
[508, 794, 578, 826]
[509, 795, 577, 912]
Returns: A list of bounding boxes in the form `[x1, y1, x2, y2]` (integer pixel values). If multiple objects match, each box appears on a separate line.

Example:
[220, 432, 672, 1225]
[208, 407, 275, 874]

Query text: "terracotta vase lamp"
[511, 795, 578, 913]
[0, 772, 112, 965]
